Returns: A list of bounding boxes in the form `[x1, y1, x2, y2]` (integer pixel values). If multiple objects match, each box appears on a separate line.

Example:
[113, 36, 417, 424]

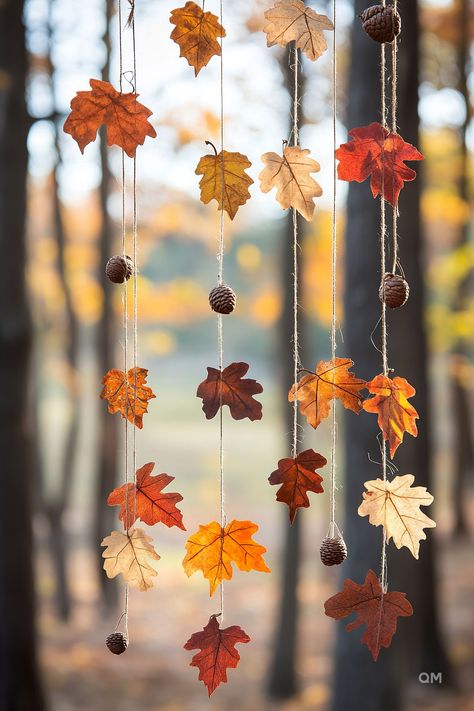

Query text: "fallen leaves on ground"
[100, 367, 156, 429]
[170, 2, 225, 76]
[268, 449, 326, 523]
[183, 520, 270, 596]
[263, 0, 334, 61]
[358, 474, 436, 559]
[335, 122, 423, 206]
[197, 362, 263, 421]
[101, 528, 160, 591]
[324, 569, 413, 660]
[184, 615, 250, 696]
[64, 79, 156, 157]
[196, 149, 253, 219]
[259, 145, 322, 221]
[107, 462, 185, 530]
[288, 358, 366, 429]
[363, 373, 419, 458]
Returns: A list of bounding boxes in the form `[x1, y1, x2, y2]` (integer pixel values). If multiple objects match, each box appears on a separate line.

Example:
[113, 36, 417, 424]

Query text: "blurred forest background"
[0, 0, 473, 710]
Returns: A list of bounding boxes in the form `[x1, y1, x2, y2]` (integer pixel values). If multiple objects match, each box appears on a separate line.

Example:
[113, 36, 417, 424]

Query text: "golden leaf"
[101, 528, 160, 591]
[195, 149, 253, 220]
[263, 0, 334, 61]
[170, 1, 226, 76]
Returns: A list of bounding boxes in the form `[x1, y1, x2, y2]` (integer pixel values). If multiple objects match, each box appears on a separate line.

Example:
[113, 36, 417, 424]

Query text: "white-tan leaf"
[101, 528, 160, 591]
[263, 0, 334, 61]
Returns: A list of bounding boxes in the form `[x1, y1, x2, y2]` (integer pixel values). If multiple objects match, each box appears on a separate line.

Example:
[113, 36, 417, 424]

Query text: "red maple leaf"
[324, 569, 413, 660]
[196, 362, 263, 421]
[335, 122, 423, 206]
[107, 462, 185, 530]
[184, 615, 250, 695]
[268, 449, 326, 523]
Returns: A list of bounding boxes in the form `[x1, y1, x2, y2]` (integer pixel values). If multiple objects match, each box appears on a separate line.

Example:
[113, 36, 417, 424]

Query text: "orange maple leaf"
[184, 615, 250, 696]
[197, 362, 263, 421]
[335, 122, 423, 207]
[100, 367, 156, 429]
[64, 79, 156, 157]
[182, 520, 270, 596]
[268, 449, 326, 523]
[288, 358, 366, 429]
[324, 569, 413, 661]
[107, 462, 185, 530]
[363, 374, 419, 458]
[170, 1, 226, 76]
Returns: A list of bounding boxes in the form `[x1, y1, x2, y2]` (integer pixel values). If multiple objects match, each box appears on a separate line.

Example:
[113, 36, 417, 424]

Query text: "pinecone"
[320, 536, 347, 566]
[106, 631, 129, 655]
[379, 273, 409, 308]
[360, 5, 401, 43]
[209, 284, 236, 315]
[105, 255, 134, 284]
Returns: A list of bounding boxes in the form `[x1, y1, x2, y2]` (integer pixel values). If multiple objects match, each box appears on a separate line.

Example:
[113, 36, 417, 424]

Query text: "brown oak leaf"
[324, 569, 413, 660]
[268, 449, 326, 523]
[101, 528, 160, 591]
[184, 615, 250, 696]
[289, 358, 366, 429]
[100, 367, 156, 429]
[263, 0, 334, 61]
[170, 1, 226, 76]
[197, 362, 263, 421]
[107, 461, 185, 530]
[195, 149, 253, 220]
[63, 79, 156, 157]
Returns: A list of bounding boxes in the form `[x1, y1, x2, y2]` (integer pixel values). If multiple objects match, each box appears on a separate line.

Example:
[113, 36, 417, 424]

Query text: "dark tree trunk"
[331, 3, 450, 710]
[0, 1, 45, 709]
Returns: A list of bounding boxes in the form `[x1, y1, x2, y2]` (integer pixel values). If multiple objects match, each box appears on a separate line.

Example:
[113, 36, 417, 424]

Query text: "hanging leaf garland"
[195, 147, 253, 220]
[100, 367, 156, 429]
[263, 0, 334, 61]
[170, 1, 226, 76]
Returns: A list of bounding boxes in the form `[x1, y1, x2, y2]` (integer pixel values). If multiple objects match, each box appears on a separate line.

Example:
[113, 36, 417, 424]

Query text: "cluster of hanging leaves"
[100, 367, 156, 429]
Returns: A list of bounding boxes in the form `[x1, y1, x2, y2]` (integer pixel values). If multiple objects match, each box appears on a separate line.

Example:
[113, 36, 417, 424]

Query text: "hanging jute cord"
[291, 43, 300, 460]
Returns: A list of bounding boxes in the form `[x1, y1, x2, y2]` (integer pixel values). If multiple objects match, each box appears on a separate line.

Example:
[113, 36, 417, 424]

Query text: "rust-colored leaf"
[63, 79, 156, 157]
[324, 569, 413, 661]
[263, 0, 334, 61]
[170, 1, 226, 76]
[100, 367, 156, 429]
[197, 362, 263, 421]
[196, 149, 253, 220]
[289, 358, 366, 429]
[268, 449, 326, 523]
[182, 519, 270, 596]
[184, 614, 250, 696]
[107, 462, 185, 530]
[101, 528, 160, 591]
[335, 122, 423, 207]
[363, 374, 419, 458]
[259, 145, 322, 221]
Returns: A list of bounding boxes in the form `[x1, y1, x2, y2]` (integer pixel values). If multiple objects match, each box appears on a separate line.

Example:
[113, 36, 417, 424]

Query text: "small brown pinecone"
[360, 5, 401, 43]
[106, 631, 128, 655]
[105, 255, 134, 284]
[209, 284, 236, 315]
[379, 273, 409, 308]
[320, 536, 347, 566]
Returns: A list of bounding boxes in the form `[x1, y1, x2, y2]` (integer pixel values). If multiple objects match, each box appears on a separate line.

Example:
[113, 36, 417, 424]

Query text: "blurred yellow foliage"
[237, 243, 262, 272]
[142, 330, 178, 356]
[122, 275, 209, 325]
[422, 189, 470, 228]
[427, 301, 474, 352]
[303, 210, 343, 326]
[249, 286, 282, 327]
[428, 244, 474, 298]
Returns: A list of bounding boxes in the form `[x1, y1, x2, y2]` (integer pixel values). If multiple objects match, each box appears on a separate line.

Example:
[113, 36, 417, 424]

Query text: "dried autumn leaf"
[101, 528, 160, 591]
[107, 461, 185, 530]
[324, 569, 413, 661]
[335, 122, 423, 207]
[197, 362, 263, 421]
[63, 79, 156, 158]
[183, 519, 270, 596]
[263, 0, 334, 61]
[269, 449, 326, 523]
[196, 149, 253, 220]
[100, 367, 156, 429]
[260, 145, 323, 221]
[184, 615, 250, 696]
[363, 374, 419, 458]
[289, 358, 366, 429]
[170, 1, 225, 76]
[358, 475, 436, 559]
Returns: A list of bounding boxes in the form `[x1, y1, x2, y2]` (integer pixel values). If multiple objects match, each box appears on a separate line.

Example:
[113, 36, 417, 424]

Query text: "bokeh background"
[0, 1, 473, 710]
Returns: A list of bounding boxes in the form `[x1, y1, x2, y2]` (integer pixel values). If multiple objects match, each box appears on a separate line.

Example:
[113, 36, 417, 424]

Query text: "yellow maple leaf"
[195, 148, 253, 220]
[263, 0, 334, 61]
[101, 528, 160, 591]
[358, 475, 436, 559]
[259, 145, 322, 221]
[170, 1, 226, 76]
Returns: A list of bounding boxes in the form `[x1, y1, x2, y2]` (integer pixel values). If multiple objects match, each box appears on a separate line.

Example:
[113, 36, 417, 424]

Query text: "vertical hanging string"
[391, 0, 399, 274]
[217, 0, 226, 623]
[329, 0, 337, 536]
[291, 43, 299, 459]
[130, 2, 138, 532]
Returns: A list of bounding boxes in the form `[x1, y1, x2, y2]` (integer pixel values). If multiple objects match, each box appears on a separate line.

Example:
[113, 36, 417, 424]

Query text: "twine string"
[291, 43, 300, 459]
[391, 0, 399, 274]
[329, 0, 337, 532]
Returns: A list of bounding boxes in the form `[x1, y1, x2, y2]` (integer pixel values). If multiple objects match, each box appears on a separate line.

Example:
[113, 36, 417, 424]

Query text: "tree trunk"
[331, 3, 450, 710]
[0, 1, 45, 709]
